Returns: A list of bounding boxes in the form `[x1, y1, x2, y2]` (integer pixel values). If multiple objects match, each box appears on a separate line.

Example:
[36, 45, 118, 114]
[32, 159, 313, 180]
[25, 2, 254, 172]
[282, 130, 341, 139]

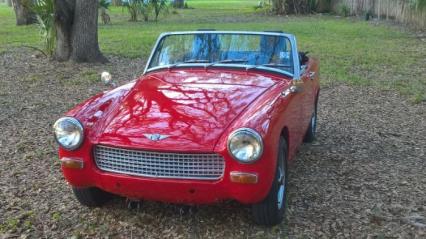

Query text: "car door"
[300, 60, 316, 132]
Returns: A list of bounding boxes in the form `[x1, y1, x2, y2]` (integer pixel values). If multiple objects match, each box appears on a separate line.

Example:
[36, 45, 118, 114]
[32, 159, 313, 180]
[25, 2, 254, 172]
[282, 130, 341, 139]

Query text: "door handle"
[309, 71, 316, 80]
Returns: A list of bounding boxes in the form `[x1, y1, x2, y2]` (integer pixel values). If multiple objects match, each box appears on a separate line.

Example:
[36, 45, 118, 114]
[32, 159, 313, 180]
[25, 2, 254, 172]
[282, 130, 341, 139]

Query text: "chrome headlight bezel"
[227, 128, 264, 164]
[53, 117, 84, 151]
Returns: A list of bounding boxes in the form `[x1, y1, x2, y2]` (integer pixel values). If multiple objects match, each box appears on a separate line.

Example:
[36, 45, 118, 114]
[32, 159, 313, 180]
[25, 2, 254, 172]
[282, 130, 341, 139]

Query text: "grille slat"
[94, 145, 225, 180]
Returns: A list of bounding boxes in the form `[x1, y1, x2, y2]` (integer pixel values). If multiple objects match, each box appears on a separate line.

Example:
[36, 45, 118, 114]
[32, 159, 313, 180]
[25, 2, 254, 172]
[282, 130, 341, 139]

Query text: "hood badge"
[143, 133, 169, 141]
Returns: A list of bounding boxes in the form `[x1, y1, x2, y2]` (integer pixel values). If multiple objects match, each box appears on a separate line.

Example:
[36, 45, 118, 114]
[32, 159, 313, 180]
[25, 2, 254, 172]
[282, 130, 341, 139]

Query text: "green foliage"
[0, 1, 424, 102]
[99, 0, 111, 9]
[123, 0, 168, 22]
[32, 0, 55, 56]
[267, 0, 328, 14]
[151, 0, 168, 21]
[141, 1, 154, 21]
[411, 0, 426, 10]
[254, 0, 273, 13]
[339, 4, 350, 17]
[307, 0, 318, 12]
[123, 0, 145, 21]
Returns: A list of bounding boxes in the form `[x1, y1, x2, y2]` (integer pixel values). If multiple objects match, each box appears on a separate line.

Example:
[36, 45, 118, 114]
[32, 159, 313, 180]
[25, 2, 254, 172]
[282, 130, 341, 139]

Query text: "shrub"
[151, 0, 168, 21]
[123, 0, 168, 22]
[32, 0, 55, 56]
[99, 0, 112, 24]
[340, 4, 350, 17]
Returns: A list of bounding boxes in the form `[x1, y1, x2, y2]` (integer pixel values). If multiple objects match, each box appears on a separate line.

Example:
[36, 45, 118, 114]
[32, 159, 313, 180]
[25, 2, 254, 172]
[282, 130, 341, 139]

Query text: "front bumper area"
[59, 144, 277, 205]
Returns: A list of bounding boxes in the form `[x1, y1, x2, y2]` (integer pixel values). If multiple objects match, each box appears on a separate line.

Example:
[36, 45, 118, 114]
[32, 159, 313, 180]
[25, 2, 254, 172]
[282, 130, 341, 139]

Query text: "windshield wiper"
[205, 59, 248, 68]
[245, 63, 292, 71]
[217, 59, 248, 64]
[244, 63, 293, 77]
[261, 63, 292, 68]
[167, 59, 210, 70]
[183, 59, 210, 63]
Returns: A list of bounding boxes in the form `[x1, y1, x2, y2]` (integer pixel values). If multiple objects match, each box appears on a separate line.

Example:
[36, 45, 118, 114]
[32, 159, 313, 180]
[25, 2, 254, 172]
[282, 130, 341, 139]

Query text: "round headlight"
[53, 117, 84, 150]
[227, 128, 263, 163]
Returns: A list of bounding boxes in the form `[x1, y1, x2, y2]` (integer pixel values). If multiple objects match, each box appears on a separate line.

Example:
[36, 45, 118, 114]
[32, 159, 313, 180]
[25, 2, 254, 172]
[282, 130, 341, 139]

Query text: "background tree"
[272, 0, 286, 14]
[111, 0, 122, 6]
[124, 0, 168, 22]
[124, 0, 150, 21]
[12, 0, 36, 25]
[151, 0, 168, 21]
[99, 0, 111, 24]
[269, 0, 332, 14]
[54, 0, 107, 63]
[172, 0, 184, 8]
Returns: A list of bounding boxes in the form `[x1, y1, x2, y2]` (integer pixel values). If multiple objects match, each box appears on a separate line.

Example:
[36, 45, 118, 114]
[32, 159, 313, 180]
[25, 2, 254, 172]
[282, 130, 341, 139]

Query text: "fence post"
[378, 0, 380, 20]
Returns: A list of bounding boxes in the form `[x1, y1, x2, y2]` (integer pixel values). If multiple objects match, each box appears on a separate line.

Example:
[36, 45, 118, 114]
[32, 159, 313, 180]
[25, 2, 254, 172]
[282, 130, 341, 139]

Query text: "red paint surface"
[59, 64, 320, 205]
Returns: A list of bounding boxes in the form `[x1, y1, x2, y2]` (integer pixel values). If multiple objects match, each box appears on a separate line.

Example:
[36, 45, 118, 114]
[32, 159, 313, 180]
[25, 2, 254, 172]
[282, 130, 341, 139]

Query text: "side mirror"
[281, 81, 304, 97]
[101, 71, 116, 87]
[289, 85, 303, 93]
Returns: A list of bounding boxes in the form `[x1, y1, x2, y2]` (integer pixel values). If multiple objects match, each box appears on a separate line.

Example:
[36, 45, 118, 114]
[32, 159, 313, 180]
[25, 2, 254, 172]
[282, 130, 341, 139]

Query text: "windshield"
[147, 33, 294, 75]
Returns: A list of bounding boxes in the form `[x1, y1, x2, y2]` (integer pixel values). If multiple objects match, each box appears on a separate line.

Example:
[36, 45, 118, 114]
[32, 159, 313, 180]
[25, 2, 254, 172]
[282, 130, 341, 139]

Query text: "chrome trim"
[309, 71, 316, 79]
[227, 128, 264, 164]
[143, 31, 301, 80]
[94, 145, 225, 180]
[53, 117, 84, 151]
[282, 85, 303, 97]
[143, 133, 170, 141]
[146, 63, 294, 78]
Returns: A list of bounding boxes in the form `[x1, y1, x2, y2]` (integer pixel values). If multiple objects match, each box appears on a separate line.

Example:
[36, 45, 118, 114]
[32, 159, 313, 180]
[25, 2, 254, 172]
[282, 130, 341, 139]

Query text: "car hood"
[93, 70, 278, 152]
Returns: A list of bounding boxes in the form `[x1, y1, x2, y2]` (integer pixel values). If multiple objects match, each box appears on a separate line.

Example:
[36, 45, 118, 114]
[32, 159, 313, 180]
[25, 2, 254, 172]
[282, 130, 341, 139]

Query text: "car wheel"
[72, 187, 112, 207]
[252, 137, 288, 226]
[303, 96, 318, 143]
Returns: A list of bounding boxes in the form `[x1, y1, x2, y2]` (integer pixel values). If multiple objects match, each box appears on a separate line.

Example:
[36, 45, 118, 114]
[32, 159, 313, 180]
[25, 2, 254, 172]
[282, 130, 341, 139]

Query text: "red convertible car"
[53, 31, 319, 225]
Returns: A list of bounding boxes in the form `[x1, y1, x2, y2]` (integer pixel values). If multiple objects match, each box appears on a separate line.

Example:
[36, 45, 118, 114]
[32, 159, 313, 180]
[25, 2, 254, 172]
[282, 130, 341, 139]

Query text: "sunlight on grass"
[0, 0, 424, 102]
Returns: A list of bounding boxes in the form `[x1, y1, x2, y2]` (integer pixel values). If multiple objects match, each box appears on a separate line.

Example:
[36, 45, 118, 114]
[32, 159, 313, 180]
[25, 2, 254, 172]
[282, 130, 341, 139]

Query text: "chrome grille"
[94, 145, 225, 180]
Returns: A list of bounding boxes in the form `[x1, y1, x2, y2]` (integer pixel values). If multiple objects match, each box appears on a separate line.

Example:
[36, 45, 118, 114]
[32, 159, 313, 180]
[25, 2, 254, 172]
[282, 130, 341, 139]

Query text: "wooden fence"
[332, 0, 426, 29]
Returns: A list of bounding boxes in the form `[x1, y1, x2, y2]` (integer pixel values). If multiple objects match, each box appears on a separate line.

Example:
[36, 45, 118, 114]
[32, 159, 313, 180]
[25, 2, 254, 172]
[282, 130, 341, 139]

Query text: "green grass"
[0, 0, 424, 102]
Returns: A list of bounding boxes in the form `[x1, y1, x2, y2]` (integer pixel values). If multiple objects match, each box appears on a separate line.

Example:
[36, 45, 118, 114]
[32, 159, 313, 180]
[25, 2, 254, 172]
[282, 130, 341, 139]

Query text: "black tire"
[72, 187, 112, 207]
[252, 137, 288, 226]
[303, 96, 318, 143]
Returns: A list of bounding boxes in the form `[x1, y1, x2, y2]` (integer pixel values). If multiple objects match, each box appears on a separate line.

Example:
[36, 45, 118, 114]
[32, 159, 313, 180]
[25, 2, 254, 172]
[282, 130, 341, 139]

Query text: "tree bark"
[54, 0, 107, 63]
[12, 0, 36, 25]
[54, 0, 74, 61]
[70, 0, 107, 62]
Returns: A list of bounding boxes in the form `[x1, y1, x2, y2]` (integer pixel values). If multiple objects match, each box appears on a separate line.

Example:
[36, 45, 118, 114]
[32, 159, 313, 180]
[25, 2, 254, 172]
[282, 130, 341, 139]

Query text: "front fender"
[213, 80, 293, 202]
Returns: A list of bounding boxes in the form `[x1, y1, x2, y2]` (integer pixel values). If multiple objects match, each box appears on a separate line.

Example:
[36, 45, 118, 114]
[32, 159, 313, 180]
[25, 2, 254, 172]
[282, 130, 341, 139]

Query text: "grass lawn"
[0, 0, 424, 102]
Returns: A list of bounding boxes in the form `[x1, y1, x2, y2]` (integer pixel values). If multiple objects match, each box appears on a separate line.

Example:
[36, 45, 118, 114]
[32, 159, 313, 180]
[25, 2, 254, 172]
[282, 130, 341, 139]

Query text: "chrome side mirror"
[281, 81, 304, 97]
[101, 71, 116, 87]
[289, 85, 303, 93]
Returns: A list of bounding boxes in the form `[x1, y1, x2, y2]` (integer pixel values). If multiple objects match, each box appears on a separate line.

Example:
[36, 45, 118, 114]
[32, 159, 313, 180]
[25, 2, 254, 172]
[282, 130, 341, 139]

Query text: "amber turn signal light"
[61, 157, 84, 169]
[230, 171, 258, 184]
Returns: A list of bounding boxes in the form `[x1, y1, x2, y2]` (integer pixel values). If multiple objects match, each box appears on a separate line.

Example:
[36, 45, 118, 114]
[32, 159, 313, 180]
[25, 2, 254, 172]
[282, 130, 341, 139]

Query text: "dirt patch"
[0, 49, 425, 238]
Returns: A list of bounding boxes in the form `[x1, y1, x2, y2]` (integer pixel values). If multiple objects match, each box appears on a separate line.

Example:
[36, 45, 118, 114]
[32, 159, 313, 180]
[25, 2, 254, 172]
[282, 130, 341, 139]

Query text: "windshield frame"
[143, 31, 301, 80]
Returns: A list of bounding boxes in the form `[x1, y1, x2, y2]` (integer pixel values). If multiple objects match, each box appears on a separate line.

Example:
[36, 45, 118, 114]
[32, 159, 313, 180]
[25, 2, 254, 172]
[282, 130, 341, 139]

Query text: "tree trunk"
[7, 0, 12, 7]
[70, 0, 106, 62]
[12, 0, 36, 25]
[54, 0, 107, 63]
